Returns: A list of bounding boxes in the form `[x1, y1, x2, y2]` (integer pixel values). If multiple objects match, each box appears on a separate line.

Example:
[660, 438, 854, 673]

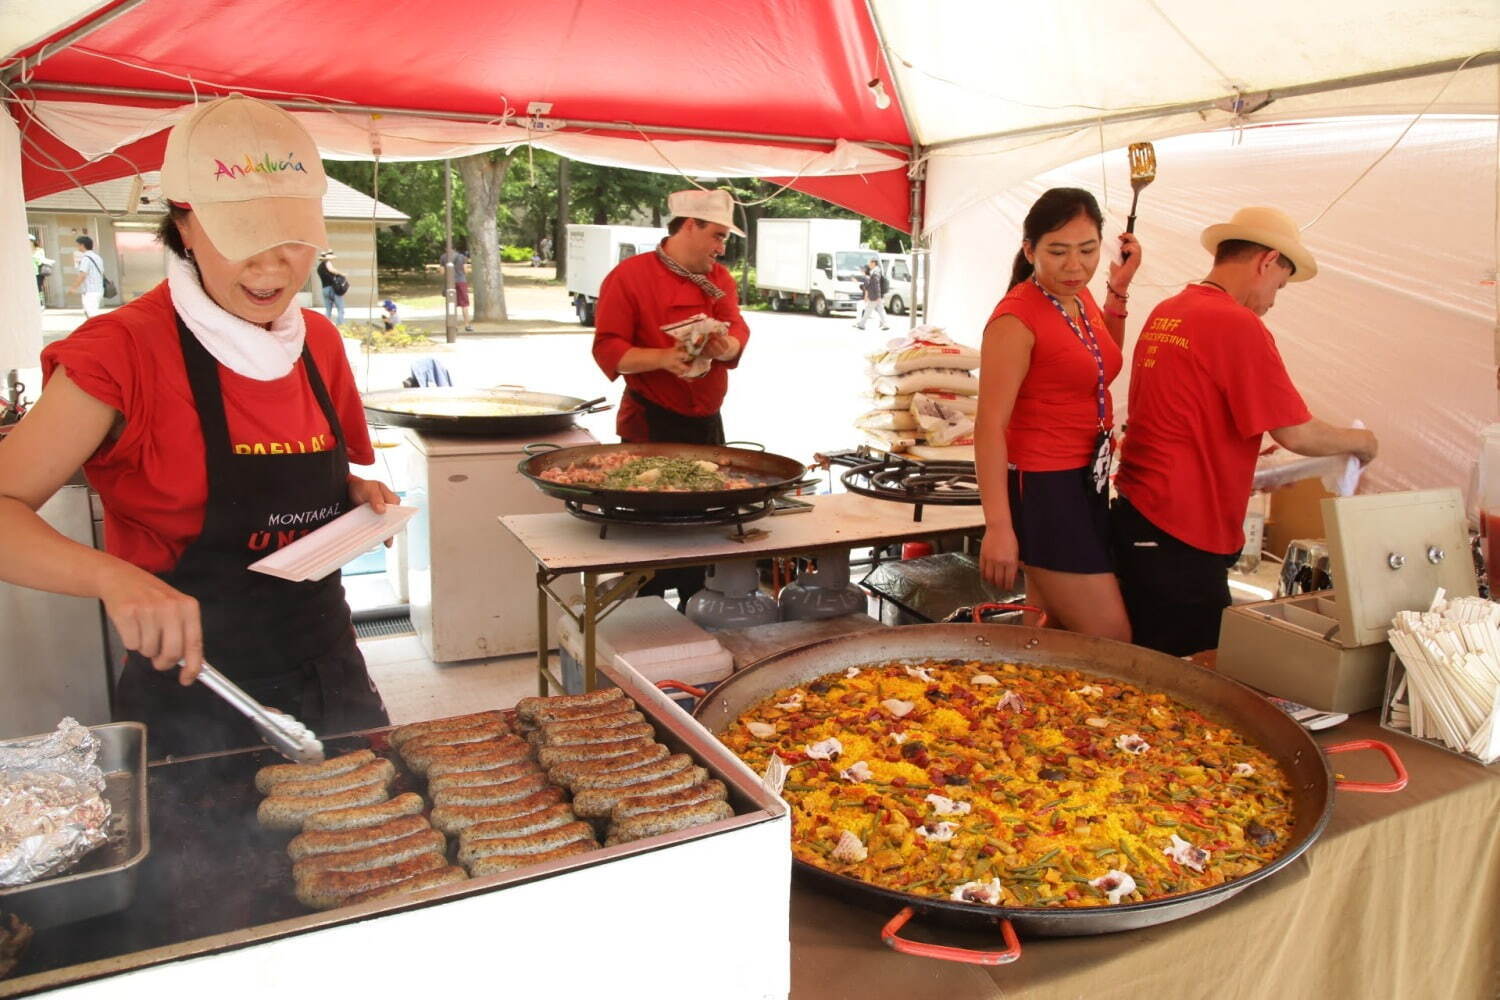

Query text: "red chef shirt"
[1115, 283, 1311, 554]
[41, 282, 375, 573]
[591, 248, 750, 441]
[989, 281, 1121, 471]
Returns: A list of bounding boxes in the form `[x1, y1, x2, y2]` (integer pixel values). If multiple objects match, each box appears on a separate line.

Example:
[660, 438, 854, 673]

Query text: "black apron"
[627, 389, 725, 446]
[113, 318, 388, 758]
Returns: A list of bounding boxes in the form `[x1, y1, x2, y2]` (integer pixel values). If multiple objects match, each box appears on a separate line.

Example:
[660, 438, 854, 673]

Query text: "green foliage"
[339, 323, 434, 352]
[500, 245, 535, 263]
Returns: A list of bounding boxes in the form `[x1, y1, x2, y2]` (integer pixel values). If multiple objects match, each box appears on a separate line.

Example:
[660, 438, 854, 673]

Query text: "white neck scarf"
[166, 253, 306, 381]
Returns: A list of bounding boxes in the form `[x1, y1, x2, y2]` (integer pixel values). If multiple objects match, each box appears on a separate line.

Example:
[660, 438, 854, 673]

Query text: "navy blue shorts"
[1006, 465, 1113, 574]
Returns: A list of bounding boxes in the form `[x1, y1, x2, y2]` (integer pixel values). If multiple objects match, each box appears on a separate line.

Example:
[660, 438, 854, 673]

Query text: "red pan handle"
[656, 679, 708, 698]
[881, 906, 1022, 966]
[1324, 739, 1409, 793]
[971, 602, 1049, 629]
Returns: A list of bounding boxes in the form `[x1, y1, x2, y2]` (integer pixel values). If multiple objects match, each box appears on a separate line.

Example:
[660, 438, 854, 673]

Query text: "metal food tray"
[1, 668, 783, 995]
[0, 722, 149, 930]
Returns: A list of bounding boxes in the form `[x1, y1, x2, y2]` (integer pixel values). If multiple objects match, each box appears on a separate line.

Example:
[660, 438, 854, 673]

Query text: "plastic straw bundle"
[1387, 589, 1500, 764]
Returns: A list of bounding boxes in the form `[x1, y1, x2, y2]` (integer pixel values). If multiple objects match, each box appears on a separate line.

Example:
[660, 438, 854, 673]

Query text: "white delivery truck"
[566, 224, 666, 326]
[754, 218, 868, 318]
[877, 252, 916, 317]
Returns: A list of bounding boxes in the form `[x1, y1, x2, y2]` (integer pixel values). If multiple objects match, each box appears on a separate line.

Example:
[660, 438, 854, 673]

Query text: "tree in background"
[456, 150, 517, 322]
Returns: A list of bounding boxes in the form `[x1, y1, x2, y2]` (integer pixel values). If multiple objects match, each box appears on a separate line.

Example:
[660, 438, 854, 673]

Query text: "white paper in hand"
[248, 504, 417, 582]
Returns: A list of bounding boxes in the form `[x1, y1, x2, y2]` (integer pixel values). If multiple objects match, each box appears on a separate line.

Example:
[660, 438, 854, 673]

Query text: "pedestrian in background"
[30, 233, 54, 308]
[72, 235, 106, 317]
[317, 251, 346, 326]
[854, 258, 888, 331]
[440, 246, 473, 331]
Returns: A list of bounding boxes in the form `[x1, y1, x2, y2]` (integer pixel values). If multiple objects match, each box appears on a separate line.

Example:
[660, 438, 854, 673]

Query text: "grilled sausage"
[291, 828, 447, 881]
[537, 710, 645, 740]
[611, 780, 728, 823]
[287, 814, 433, 861]
[428, 760, 541, 795]
[403, 735, 533, 775]
[399, 721, 510, 756]
[527, 698, 640, 725]
[516, 688, 622, 722]
[457, 804, 577, 846]
[431, 773, 550, 808]
[572, 766, 709, 819]
[547, 744, 669, 785]
[345, 866, 468, 905]
[563, 753, 692, 791]
[302, 792, 425, 832]
[430, 787, 567, 834]
[423, 740, 535, 778]
[255, 750, 376, 794]
[467, 841, 596, 877]
[295, 852, 447, 910]
[257, 782, 391, 831]
[606, 800, 734, 845]
[541, 722, 655, 749]
[457, 822, 595, 865]
[389, 711, 509, 749]
[270, 758, 396, 799]
[537, 735, 654, 769]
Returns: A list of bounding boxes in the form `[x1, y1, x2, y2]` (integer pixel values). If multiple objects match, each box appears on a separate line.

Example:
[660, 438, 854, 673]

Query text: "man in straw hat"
[1111, 205, 1378, 657]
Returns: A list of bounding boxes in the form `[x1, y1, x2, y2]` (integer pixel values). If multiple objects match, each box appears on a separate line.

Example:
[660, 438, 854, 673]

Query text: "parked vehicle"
[754, 218, 867, 317]
[566, 224, 665, 326]
[877, 252, 916, 316]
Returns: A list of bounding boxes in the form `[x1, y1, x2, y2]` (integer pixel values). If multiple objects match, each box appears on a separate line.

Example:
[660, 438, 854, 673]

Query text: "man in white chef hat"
[1112, 205, 1378, 656]
[590, 188, 750, 607]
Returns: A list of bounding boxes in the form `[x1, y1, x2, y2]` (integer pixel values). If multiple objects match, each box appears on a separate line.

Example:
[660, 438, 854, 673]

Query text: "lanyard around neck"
[1032, 278, 1108, 430]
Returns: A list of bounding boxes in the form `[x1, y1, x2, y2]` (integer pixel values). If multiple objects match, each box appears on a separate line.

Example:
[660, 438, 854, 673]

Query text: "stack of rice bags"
[855, 327, 979, 462]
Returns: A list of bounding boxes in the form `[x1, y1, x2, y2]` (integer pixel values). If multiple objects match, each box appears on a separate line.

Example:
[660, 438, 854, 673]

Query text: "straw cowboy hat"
[667, 189, 745, 237]
[1200, 206, 1317, 282]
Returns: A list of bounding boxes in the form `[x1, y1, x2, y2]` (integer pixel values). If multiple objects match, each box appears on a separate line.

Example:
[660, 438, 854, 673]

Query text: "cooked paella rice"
[724, 659, 1294, 908]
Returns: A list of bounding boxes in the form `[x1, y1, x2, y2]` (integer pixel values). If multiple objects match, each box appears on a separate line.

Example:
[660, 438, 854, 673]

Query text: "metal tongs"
[194, 661, 326, 763]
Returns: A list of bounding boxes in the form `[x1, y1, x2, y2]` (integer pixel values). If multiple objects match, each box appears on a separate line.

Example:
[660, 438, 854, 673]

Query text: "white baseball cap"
[160, 94, 328, 260]
[667, 189, 745, 237]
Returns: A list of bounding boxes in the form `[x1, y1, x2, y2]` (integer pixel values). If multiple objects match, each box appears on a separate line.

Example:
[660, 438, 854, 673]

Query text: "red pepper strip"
[1167, 803, 1212, 827]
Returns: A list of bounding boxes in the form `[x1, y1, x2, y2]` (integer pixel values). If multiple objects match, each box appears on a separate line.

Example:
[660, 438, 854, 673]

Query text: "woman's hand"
[1109, 232, 1142, 291]
[97, 563, 204, 684]
[980, 523, 1022, 592]
[349, 474, 402, 546]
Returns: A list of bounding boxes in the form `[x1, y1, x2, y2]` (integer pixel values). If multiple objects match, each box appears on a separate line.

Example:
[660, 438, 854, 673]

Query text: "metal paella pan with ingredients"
[694, 619, 1407, 961]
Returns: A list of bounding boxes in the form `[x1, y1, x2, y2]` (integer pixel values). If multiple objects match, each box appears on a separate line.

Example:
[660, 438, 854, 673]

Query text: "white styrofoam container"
[557, 597, 734, 692]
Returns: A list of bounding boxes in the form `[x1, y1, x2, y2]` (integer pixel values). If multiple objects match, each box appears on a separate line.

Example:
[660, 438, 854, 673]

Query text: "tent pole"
[11, 81, 911, 154]
[443, 160, 455, 345]
[908, 154, 926, 332]
[924, 51, 1500, 153]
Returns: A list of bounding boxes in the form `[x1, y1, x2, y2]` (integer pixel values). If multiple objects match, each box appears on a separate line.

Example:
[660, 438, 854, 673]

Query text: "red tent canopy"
[7, 0, 915, 229]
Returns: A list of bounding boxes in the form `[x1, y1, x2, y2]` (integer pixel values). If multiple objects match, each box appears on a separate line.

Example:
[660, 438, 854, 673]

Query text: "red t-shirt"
[1115, 284, 1311, 554]
[41, 282, 376, 574]
[989, 281, 1121, 471]
[591, 249, 750, 440]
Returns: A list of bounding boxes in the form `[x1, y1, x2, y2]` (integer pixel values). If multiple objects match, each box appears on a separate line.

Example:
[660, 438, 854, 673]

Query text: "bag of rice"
[863, 392, 914, 410]
[911, 395, 975, 447]
[906, 443, 976, 462]
[873, 368, 979, 397]
[868, 327, 980, 375]
[855, 409, 919, 432]
[909, 391, 977, 416]
[862, 429, 917, 453]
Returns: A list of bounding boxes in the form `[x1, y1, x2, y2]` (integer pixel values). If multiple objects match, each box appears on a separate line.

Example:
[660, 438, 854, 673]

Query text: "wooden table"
[501, 493, 985, 694]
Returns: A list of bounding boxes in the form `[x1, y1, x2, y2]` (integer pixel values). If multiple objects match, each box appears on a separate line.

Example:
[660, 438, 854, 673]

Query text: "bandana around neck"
[655, 246, 724, 300]
[166, 252, 306, 381]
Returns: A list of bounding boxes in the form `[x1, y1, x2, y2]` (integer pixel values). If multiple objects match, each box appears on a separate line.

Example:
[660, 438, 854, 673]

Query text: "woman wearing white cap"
[0, 95, 395, 757]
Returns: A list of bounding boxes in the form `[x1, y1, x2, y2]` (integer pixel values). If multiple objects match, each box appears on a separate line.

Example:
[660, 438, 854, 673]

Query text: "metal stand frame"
[533, 566, 655, 695]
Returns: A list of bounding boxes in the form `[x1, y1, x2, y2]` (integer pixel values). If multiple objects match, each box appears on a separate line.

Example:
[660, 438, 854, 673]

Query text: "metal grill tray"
[0, 722, 148, 932]
[1, 668, 783, 996]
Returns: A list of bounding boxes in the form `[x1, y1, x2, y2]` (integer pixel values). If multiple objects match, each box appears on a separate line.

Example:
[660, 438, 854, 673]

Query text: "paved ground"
[37, 263, 928, 494]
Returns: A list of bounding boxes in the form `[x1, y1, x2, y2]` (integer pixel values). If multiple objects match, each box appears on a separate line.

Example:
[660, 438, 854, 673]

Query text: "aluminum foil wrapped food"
[0, 719, 111, 887]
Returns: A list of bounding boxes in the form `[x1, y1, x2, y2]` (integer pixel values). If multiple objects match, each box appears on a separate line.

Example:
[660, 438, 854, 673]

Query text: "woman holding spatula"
[975, 186, 1142, 639]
